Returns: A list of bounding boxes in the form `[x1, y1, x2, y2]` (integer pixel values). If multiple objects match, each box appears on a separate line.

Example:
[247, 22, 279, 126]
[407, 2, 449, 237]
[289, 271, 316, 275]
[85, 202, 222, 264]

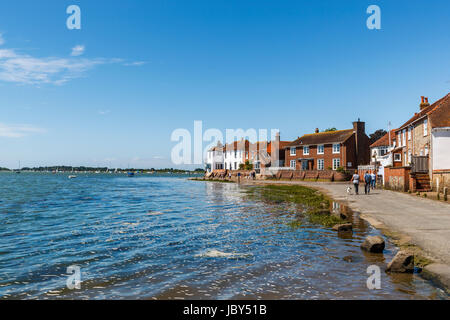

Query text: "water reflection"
[0, 174, 447, 300]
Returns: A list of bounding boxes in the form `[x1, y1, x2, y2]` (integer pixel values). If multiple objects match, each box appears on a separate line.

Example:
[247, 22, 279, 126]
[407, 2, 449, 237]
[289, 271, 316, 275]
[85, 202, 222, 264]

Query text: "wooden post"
[444, 187, 448, 202]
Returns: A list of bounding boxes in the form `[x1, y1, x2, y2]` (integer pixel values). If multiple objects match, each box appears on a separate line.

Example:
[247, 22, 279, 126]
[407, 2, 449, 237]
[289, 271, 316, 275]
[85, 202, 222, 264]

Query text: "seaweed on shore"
[244, 184, 345, 228]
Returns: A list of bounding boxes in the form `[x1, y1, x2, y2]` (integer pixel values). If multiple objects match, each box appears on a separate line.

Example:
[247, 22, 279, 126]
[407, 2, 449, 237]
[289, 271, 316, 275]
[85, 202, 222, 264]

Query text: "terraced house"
[284, 120, 370, 172]
[386, 93, 450, 192]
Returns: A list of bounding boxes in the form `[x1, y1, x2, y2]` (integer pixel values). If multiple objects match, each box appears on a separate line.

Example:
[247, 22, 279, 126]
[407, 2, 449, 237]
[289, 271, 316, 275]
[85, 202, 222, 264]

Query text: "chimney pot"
[315, 128, 319, 134]
[421, 96, 425, 103]
[425, 97, 428, 104]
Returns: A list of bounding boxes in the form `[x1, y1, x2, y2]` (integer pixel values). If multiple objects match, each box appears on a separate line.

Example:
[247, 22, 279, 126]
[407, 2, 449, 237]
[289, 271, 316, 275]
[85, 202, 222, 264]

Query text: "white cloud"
[71, 45, 85, 57]
[124, 61, 147, 67]
[0, 48, 113, 85]
[0, 123, 45, 138]
[0, 35, 120, 85]
[98, 110, 111, 115]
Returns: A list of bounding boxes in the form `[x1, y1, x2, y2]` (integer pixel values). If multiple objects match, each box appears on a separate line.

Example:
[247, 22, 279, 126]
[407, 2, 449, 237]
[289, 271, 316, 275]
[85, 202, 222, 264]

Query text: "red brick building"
[284, 120, 370, 171]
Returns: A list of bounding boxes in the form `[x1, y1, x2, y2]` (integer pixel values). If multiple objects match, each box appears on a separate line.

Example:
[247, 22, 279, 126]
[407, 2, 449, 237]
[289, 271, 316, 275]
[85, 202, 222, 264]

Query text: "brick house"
[385, 93, 450, 192]
[250, 132, 291, 173]
[284, 120, 370, 171]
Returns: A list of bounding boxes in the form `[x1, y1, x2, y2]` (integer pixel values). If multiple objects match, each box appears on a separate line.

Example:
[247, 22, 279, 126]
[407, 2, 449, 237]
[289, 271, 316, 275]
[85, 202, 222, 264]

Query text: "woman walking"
[352, 170, 360, 195]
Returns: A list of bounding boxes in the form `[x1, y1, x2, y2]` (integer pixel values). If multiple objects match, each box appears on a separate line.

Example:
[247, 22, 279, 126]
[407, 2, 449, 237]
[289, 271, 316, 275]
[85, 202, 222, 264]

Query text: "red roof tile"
[370, 129, 397, 148]
[287, 129, 354, 148]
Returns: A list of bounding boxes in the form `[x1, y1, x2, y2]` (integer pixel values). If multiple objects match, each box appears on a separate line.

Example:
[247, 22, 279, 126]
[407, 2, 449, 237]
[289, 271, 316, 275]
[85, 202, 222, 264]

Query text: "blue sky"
[0, 0, 449, 169]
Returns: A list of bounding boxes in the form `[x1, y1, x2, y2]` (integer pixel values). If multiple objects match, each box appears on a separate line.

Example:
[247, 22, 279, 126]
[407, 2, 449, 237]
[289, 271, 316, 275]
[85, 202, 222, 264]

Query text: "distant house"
[284, 120, 370, 171]
[250, 132, 291, 173]
[205, 142, 224, 172]
[223, 139, 251, 170]
[369, 129, 397, 184]
[385, 93, 450, 192]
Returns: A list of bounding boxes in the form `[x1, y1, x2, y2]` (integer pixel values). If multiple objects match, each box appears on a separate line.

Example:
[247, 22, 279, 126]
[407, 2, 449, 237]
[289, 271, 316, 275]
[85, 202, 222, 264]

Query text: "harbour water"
[0, 173, 447, 299]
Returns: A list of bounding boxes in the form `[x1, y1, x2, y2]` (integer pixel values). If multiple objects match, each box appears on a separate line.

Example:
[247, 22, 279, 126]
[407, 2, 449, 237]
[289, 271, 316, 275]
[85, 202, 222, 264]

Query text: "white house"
[223, 139, 250, 171]
[205, 142, 224, 173]
[369, 129, 397, 185]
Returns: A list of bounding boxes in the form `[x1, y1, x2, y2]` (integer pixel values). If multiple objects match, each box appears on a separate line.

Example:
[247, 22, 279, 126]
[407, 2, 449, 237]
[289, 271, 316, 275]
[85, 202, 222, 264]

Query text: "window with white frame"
[317, 145, 324, 154]
[290, 147, 296, 156]
[332, 158, 340, 170]
[408, 127, 412, 141]
[317, 159, 324, 170]
[332, 144, 340, 154]
[394, 153, 401, 162]
[408, 150, 412, 164]
[425, 146, 429, 155]
[423, 119, 428, 136]
[397, 133, 401, 146]
[303, 146, 309, 155]
[402, 130, 406, 146]
[290, 160, 296, 169]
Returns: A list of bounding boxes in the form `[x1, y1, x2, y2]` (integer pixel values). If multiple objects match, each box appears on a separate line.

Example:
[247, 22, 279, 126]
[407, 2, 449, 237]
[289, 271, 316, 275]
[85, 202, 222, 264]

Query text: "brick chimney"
[353, 119, 369, 166]
[420, 96, 430, 110]
[315, 128, 319, 134]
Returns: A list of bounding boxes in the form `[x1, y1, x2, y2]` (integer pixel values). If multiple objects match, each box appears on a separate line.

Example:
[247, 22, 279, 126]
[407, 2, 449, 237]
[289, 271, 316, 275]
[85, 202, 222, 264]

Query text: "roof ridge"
[301, 129, 353, 137]
[427, 93, 450, 116]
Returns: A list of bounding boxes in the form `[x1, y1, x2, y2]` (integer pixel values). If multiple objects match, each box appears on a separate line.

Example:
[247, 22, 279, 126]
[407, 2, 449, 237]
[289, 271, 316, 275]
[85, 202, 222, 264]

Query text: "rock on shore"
[361, 236, 385, 253]
[332, 223, 352, 232]
[386, 251, 414, 273]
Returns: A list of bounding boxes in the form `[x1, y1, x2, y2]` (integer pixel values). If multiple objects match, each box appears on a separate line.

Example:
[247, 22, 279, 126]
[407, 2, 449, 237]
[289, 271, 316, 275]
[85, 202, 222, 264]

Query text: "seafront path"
[239, 179, 450, 288]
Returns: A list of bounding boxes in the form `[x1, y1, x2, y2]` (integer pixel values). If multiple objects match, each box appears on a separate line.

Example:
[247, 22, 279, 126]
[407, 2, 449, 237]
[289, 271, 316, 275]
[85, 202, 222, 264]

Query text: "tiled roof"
[397, 93, 450, 131]
[286, 129, 354, 148]
[428, 93, 450, 128]
[370, 130, 397, 148]
[224, 140, 250, 151]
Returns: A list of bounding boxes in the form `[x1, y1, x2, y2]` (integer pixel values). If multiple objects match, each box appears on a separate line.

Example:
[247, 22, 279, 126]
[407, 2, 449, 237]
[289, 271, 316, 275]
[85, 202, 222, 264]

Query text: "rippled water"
[0, 173, 447, 299]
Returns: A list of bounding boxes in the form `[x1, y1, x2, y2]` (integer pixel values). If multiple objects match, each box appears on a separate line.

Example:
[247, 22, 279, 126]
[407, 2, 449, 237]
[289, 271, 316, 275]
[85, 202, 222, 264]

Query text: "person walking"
[364, 171, 372, 194]
[371, 172, 377, 189]
[352, 170, 360, 195]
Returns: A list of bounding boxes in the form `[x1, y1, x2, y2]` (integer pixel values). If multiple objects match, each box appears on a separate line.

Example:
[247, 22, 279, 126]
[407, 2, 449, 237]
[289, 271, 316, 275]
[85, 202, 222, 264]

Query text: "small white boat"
[68, 175, 77, 179]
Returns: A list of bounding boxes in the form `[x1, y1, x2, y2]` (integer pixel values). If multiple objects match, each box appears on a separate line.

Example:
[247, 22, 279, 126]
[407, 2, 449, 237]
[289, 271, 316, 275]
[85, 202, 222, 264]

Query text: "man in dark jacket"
[364, 172, 372, 195]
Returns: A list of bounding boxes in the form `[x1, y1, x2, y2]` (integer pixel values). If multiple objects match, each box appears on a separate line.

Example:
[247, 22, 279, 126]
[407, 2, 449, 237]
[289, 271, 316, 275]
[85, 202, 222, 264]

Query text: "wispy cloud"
[0, 48, 113, 85]
[71, 45, 85, 57]
[0, 123, 45, 138]
[98, 110, 111, 115]
[124, 61, 147, 67]
[0, 35, 120, 85]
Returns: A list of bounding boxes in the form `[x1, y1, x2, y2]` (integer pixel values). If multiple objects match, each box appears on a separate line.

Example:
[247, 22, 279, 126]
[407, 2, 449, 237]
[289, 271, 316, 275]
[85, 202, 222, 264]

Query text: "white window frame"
[332, 144, 340, 154]
[290, 147, 296, 156]
[394, 153, 401, 162]
[317, 159, 324, 170]
[303, 146, 310, 155]
[402, 130, 406, 147]
[423, 119, 428, 136]
[290, 160, 296, 169]
[317, 145, 324, 155]
[332, 158, 341, 170]
[408, 127, 412, 141]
